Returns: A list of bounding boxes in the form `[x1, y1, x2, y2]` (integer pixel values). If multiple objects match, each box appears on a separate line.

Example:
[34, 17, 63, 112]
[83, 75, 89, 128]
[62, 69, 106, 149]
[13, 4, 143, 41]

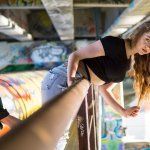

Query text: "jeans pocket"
[57, 78, 68, 91]
[57, 85, 67, 91]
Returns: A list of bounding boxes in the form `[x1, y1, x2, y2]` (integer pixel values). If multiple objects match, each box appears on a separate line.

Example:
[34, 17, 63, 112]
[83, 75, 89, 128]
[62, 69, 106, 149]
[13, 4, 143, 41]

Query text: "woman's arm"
[67, 40, 105, 86]
[99, 82, 140, 117]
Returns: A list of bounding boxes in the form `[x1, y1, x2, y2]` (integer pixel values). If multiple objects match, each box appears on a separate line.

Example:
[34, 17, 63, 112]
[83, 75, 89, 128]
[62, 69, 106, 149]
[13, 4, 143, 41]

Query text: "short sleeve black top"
[83, 36, 131, 83]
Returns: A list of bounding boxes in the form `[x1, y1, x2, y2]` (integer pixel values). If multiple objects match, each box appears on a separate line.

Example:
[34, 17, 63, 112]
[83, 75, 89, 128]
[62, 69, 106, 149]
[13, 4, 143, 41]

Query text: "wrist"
[120, 108, 127, 117]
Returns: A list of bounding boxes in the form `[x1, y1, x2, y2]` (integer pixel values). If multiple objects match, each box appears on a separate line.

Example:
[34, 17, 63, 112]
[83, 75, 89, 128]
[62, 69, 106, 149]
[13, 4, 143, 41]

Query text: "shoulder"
[100, 36, 125, 50]
[99, 36, 125, 57]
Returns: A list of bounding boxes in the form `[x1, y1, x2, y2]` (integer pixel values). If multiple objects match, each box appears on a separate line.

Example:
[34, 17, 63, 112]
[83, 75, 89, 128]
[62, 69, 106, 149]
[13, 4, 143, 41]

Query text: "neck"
[125, 39, 137, 58]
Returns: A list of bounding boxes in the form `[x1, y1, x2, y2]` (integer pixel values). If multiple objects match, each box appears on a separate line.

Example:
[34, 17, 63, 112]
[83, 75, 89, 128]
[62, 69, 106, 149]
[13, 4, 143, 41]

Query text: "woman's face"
[136, 32, 150, 55]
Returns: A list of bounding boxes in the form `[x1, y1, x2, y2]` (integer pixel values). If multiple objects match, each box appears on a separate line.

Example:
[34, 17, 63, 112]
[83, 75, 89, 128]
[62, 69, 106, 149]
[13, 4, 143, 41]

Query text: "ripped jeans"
[41, 63, 83, 104]
[41, 63, 83, 150]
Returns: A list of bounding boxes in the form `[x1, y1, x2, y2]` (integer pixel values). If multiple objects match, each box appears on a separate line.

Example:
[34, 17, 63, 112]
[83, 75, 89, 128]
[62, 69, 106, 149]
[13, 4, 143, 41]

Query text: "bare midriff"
[86, 65, 105, 85]
[78, 61, 105, 85]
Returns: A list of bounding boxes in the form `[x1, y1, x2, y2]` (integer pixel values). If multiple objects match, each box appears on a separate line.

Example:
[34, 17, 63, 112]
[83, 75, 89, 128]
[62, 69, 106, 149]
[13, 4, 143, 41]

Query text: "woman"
[41, 21, 150, 118]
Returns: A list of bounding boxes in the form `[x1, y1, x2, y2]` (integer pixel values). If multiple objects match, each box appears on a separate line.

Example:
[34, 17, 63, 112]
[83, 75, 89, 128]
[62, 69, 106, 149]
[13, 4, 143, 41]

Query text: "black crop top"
[83, 36, 131, 83]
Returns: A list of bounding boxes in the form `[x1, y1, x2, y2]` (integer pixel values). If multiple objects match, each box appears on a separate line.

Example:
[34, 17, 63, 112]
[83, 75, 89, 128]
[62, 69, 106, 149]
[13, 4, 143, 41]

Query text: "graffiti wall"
[0, 71, 47, 119]
[0, 70, 47, 135]
[0, 0, 42, 6]
[0, 41, 70, 71]
[101, 83, 125, 150]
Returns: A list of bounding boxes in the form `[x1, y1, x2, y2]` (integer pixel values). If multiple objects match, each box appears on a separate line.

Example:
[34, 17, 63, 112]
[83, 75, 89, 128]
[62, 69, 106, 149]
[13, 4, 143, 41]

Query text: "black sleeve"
[100, 36, 125, 59]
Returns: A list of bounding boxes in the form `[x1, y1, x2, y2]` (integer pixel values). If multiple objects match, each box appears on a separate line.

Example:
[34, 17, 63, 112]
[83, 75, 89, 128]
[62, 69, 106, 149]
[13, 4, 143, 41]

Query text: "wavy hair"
[133, 53, 150, 105]
[130, 21, 150, 105]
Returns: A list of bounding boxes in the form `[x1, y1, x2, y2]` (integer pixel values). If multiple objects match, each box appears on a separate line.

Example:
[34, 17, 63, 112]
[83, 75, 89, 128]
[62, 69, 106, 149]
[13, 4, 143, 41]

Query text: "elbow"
[99, 86, 108, 95]
[99, 82, 114, 94]
[99, 86, 105, 94]
[68, 52, 74, 58]
[69, 52, 80, 61]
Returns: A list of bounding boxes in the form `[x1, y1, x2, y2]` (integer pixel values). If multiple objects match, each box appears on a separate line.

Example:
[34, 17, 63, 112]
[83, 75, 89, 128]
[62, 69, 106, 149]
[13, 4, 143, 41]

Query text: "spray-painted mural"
[0, 41, 70, 70]
[0, 70, 48, 136]
[0, 71, 47, 119]
[0, 0, 42, 6]
[101, 83, 125, 150]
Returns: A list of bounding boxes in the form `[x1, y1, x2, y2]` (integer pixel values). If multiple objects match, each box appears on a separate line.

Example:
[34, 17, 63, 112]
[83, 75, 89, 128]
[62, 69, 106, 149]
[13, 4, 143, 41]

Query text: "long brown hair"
[131, 21, 150, 105]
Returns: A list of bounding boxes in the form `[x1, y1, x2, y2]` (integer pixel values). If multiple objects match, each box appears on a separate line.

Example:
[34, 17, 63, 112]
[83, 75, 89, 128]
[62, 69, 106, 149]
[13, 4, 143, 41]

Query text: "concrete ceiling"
[102, 0, 150, 38]
[0, 0, 150, 41]
[0, 14, 32, 41]
[41, 0, 74, 41]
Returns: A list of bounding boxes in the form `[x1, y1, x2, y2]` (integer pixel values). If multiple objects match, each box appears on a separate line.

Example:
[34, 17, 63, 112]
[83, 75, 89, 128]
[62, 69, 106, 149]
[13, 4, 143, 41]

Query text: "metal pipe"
[0, 3, 128, 10]
[0, 79, 90, 150]
[74, 3, 129, 8]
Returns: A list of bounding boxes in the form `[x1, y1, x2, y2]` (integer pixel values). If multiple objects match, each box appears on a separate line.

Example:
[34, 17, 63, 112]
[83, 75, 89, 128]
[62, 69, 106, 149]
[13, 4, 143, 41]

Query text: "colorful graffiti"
[9, 41, 68, 65]
[101, 83, 125, 150]
[0, 70, 48, 136]
[0, 0, 42, 6]
[0, 71, 47, 119]
[101, 111, 125, 150]
[0, 41, 70, 71]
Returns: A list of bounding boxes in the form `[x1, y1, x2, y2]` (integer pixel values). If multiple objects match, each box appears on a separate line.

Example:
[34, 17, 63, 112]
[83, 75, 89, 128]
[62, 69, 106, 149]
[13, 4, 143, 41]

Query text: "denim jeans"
[41, 63, 83, 104]
[41, 63, 83, 150]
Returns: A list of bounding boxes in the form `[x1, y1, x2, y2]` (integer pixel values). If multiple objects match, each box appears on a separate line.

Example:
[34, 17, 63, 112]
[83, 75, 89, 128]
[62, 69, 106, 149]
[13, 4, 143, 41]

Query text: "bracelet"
[0, 109, 9, 120]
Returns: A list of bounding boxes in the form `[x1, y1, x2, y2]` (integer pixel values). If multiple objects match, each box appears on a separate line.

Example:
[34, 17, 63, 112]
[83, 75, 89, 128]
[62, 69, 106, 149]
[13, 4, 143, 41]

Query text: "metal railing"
[77, 85, 99, 150]
[0, 79, 99, 150]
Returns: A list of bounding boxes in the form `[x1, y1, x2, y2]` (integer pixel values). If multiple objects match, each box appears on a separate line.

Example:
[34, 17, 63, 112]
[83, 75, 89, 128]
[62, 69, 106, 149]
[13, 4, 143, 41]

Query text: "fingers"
[130, 107, 140, 117]
[131, 106, 140, 112]
[130, 113, 138, 117]
[132, 106, 140, 110]
[125, 106, 141, 118]
[130, 112, 138, 117]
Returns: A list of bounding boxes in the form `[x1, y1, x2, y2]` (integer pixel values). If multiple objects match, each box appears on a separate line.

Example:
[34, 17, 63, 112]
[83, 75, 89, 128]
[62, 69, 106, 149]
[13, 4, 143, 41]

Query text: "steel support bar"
[77, 95, 90, 150]
[0, 79, 90, 150]
[74, 3, 129, 8]
[77, 86, 98, 150]
[88, 86, 98, 150]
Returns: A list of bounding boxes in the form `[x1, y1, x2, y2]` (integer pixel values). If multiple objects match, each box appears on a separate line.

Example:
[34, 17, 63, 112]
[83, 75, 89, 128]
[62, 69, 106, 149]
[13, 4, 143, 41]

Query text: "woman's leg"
[41, 64, 83, 150]
[41, 65, 69, 150]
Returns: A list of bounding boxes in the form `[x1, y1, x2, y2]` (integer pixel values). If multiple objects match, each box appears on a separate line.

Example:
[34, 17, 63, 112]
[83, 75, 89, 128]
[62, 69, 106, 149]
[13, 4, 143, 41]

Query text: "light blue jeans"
[41, 63, 83, 104]
[41, 63, 83, 150]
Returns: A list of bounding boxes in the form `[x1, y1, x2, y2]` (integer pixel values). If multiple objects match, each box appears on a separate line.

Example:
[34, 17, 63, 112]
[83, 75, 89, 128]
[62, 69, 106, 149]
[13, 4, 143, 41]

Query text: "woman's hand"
[123, 106, 140, 118]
